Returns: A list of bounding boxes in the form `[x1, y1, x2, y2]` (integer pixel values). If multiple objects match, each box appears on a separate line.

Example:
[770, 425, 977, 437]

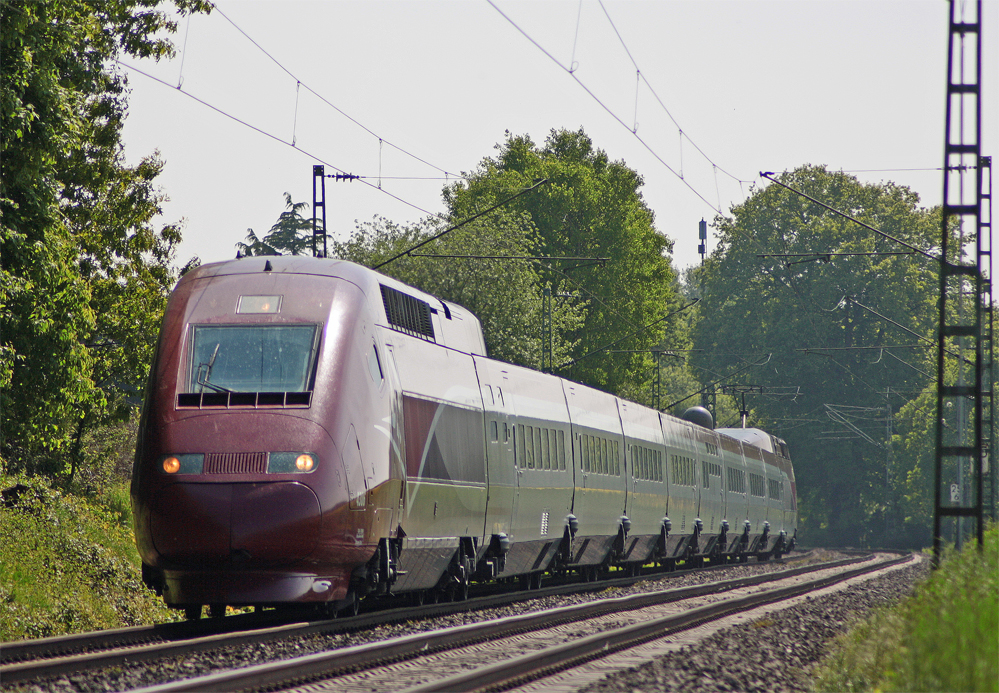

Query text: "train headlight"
[268, 452, 318, 473]
[159, 454, 204, 474]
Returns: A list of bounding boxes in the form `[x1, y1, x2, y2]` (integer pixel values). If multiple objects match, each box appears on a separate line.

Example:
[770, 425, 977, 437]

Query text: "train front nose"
[150, 481, 322, 567]
[138, 412, 345, 572]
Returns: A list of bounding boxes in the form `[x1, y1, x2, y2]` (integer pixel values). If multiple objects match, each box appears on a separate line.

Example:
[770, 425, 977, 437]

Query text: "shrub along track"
[2, 550, 882, 692]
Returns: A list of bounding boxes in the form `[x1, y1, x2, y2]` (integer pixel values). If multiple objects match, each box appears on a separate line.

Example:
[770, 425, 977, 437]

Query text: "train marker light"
[296, 454, 315, 472]
[159, 454, 204, 474]
[268, 451, 318, 473]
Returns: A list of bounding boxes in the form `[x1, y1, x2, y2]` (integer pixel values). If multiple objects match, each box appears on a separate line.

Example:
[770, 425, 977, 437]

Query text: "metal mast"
[934, 0, 990, 562]
[312, 165, 328, 258]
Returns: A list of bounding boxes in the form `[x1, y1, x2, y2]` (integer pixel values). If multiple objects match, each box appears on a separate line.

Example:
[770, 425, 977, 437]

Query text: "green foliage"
[443, 129, 687, 401]
[0, 474, 177, 640]
[336, 212, 585, 370]
[814, 526, 999, 692]
[1, 0, 210, 472]
[692, 165, 943, 547]
[236, 192, 321, 257]
[889, 382, 938, 547]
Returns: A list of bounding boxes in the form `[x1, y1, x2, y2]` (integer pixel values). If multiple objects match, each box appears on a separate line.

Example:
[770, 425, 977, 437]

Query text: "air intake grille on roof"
[380, 285, 435, 340]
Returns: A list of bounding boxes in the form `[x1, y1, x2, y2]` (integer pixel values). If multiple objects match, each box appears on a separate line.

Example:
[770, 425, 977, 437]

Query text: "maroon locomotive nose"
[151, 482, 321, 567]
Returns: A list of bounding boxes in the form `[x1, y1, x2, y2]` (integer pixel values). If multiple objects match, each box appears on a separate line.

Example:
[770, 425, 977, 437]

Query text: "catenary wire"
[205, 2, 462, 179]
[596, 0, 748, 186]
[116, 61, 445, 223]
[487, 0, 734, 215]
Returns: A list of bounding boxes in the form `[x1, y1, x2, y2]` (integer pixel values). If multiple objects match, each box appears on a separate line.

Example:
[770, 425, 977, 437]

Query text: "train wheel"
[459, 556, 473, 600]
[184, 605, 202, 620]
[208, 603, 226, 619]
[529, 572, 543, 590]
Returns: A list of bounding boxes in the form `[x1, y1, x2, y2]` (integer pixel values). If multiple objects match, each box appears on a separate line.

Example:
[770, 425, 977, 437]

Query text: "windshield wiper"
[196, 378, 233, 394]
[195, 343, 233, 393]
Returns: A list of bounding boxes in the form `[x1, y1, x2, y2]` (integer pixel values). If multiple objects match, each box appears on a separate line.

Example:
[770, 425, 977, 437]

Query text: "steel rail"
[123, 552, 880, 693]
[0, 550, 815, 683]
[0, 610, 296, 664]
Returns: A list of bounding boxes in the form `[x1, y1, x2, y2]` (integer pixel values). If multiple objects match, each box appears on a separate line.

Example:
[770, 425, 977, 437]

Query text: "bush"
[814, 524, 999, 692]
[0, 474, 176, 641]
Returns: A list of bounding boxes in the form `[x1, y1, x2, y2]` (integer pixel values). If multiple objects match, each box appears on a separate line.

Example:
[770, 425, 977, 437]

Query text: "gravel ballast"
[579, 560, 927, 693]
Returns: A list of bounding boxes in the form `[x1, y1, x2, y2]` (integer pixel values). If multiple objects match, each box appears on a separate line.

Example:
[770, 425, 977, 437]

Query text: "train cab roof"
[716, 427, 774, 453]
[717, 427, 792, 461]
[182, 256, 488, 357]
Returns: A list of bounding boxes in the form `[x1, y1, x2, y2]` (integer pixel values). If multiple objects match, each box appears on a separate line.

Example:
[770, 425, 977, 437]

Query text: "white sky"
[119, 0, 998, 273]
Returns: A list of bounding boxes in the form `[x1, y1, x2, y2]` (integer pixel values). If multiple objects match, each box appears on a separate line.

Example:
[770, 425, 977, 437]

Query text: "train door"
[721, 437, 749, 529]
[618, 401, 667, 549]
[744, 446, 767, 531]
[473, 357, 518, 541]
[382, 344, 407, 525]
[496, 380, 517, 534]
[503, 369, 572, 552]
[565, 384, 627, 541]
[699, 438, 725, 534]
[661, 417, 698, 535]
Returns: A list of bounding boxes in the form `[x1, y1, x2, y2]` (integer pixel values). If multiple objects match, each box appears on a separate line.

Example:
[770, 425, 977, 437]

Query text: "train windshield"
[187, 324, 319, 393]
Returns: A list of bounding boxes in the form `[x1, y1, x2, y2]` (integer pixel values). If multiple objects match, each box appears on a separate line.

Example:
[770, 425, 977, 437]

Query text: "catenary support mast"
[934, 0, 991, 563]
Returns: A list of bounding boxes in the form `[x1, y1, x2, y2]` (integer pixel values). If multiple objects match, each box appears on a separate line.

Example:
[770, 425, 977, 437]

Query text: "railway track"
[1, 550, 900, 692]
[2, 551, 820, 687]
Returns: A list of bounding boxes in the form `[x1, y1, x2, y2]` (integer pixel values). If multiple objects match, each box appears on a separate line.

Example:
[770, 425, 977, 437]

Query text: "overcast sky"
[119, 0, 998, 273]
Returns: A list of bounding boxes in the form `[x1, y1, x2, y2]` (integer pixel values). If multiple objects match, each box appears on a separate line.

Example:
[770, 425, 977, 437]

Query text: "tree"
[1, 0, 209, 473]
[236, 193, 316, 257]
[335, 211, 585, 370]
[443, 129, 687, 403]
[691, 165, 944, 547]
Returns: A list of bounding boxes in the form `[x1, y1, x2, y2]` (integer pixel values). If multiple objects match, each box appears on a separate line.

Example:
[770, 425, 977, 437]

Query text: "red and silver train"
[131, 256, 797, 616]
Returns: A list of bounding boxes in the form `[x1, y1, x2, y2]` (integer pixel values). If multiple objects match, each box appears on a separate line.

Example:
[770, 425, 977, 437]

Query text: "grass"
[0, 473, 178, 641]
[813, 524, 999, 692]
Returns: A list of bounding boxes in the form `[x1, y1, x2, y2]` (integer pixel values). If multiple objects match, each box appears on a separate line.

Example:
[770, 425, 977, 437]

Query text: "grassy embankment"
[814, 524, 999, 692]
[0, 473, 177, 641]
